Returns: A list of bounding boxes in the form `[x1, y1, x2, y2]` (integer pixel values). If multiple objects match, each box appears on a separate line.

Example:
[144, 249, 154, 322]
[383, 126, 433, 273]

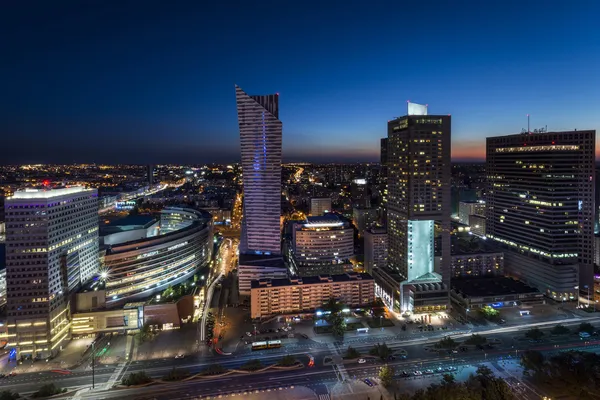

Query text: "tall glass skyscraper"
[236, 85, 282, 255]
[486, 130, 595, 299]
[373, 103, 451, 313]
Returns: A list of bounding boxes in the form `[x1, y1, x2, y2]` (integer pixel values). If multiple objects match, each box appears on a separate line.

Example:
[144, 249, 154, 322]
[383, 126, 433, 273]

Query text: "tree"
[32, 384, 66, 398]
[435, 336, 457, 349]
[122, 371, 152, 386]
[240, 359, 263, 371]
[379, 364, 394, 387]
[329, 311, 346, 337]
[201, 364, 226, 375]
[163, 368, 190, 381]
[464, 334, 487, 346]
[324, 297, 342, 314]
[0, 391, 19, 400]
[579, 322, 595, 334]
[520, 350, 545, 376]
[369, 343, 393, 361]
[550, 324, 570, 335]
[278, 355, 296, 366]
[525, 327, 544, 341]
[345, 346, 361, 359]
[479, 305, 500, 321]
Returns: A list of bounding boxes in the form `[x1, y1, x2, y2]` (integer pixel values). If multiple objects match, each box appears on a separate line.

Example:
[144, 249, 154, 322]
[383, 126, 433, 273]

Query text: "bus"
[251, 341, 268, 351]
[267, 340, 282, 349]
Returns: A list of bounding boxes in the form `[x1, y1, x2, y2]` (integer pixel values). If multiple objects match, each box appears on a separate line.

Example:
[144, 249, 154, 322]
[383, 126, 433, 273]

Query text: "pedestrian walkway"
[328, 343, 349, 381]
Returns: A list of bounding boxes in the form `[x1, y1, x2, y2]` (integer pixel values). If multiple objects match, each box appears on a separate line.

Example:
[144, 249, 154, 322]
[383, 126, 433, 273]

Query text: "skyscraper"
[374, 103, 451, 313]
[486, 130, 595, 299]
[5, 187, 99, 358]
[380, 138, 389, 226]
[236, 85, 282, 255]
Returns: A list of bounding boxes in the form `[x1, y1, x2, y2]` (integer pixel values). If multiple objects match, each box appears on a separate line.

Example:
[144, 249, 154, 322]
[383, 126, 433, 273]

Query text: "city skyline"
[2, 1, 600, 164]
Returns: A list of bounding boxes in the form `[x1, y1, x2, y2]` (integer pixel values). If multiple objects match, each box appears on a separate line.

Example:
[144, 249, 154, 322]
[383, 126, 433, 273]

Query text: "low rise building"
[238, 254, 288, 296]
[250, 273, 374, 319]
[469, 214, 486, 237]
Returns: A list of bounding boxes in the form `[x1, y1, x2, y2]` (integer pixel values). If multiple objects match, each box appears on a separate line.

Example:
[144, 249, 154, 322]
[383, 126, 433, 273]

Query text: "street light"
[91, 341, 95, 389]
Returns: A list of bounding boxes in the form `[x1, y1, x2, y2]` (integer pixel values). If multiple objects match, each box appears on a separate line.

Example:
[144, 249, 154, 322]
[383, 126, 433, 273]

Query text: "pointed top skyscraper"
[235, 85, 282, 256]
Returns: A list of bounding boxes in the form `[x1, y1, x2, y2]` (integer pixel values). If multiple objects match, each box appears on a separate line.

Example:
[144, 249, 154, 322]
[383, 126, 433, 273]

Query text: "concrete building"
[290, 214, 354, 277]
[469, 214, 486, 237]
[380, 138, 389, 226]
[238, 254, 288, 296]
[442, 252, 504, 278]
[250, 273, 374, 319]
[236, 85, 282, 256]
[352, 207, 378, 237]
[364, 228, 387, 274]
[486, 130, 595, 300]
[351, 178, 370, 208]
[4, 187, 99, 358]
[310, 197, 332, 216]
[458, 200, 485, 225]
[379, 102, 451, 313]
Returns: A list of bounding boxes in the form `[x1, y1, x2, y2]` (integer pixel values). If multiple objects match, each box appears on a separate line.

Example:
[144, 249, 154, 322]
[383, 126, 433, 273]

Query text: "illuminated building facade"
[250, 273, 374, 319]
[236, 85, 282, 256]
[4, 187, 99, 358]
[486, 130, 595, 298]
[310, 197, 332, 216]
[364, 228, 387, 274]
[458, 200, 485, 225]
[99, 208, 212, 306]
[291, 215, 354, 277]
[381, 103, 451, 312]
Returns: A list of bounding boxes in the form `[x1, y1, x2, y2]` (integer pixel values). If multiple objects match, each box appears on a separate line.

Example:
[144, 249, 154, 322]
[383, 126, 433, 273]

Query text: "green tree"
[520, 350, 545, 376]
[479, 305, 500, 321]
[163, 368, 190, 381]
[278, 355, 296, 366]
[345, 346, 361, 359]
[464, 334, 487, 346]
[525, 327, 544, 341]
[579, 322, 595, 334]
[240, 359, 263, 371]
[32, 384, 66, 398]
[435, 336, 457, 349]
[369, 343, 393, 361]
[201, 364, 226, 375]
[379, 364, 394, 387]
[550, 324, 570, 335]
[329, 312, 346, 337]
[122, 371, 152, 386]
[0, 391, 19, 400]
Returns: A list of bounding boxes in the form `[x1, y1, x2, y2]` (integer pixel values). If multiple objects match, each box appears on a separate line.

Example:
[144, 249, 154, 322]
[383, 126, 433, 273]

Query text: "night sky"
[2, 1, 600, 164]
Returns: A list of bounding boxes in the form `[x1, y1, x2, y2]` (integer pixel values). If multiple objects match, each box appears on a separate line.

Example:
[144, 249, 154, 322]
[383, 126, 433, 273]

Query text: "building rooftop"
[451, 277, 539, 298]
[9, 186, 93, 199]
[104, 215, 157, 229]
[301, 213, 346, 229]
[239, 254, 286, 269]
[251, 272, 373, 289]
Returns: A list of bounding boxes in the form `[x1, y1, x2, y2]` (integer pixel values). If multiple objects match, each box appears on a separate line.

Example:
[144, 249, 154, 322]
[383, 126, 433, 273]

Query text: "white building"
[236, 85, 282, 256]
[310, 198, 332, 216]
[458, 200, 485, 225]
[364, 228, 388, 274]
[5, 187, 99, 358]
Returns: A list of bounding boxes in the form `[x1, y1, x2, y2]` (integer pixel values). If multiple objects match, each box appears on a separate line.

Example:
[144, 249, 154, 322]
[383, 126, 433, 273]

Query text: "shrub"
[32, 384, 66, 398]
[122, 371, 152, 386]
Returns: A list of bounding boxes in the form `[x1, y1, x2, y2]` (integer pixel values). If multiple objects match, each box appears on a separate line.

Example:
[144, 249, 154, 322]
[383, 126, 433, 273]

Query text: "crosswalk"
[318, 394, 331, 400]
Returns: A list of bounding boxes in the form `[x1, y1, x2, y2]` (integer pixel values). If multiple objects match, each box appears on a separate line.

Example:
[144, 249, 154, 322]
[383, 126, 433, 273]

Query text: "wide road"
[3, 316, 600, 397]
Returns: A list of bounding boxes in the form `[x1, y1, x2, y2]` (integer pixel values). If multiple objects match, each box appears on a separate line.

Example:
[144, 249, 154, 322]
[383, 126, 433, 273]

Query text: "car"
[175, 354, 184, 359]
[363, 378, 374, 387]
[387, 355, 396, 361]
[400, 371, 411, 377]
[246, 332, 252, 337]
[0, 374, 5, 379]
[413, 371, 422, 376]
[424, 369, 434, 374]
[436, 367, 444, 373]
[452, 350, 458, 354]
[8, 372, 16, 377]
[498, 319, 506, 325]
[358, 358, 366, 364]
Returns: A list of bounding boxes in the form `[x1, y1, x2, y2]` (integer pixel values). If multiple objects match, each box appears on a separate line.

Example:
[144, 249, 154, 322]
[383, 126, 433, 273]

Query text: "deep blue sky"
[2, 0, 599, 164]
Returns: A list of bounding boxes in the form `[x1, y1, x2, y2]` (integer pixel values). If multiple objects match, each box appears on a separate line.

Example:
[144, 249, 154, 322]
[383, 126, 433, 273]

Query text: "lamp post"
[379, 315, 383, 327]
[575, 286, 580, 308]
[91, 341, 95, 389]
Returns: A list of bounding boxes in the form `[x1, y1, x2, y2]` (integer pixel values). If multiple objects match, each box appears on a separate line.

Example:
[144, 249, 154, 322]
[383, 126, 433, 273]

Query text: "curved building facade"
[102, 208, 212, 306]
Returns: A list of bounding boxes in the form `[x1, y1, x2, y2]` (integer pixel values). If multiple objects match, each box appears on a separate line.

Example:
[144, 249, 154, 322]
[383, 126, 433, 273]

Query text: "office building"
[236, 85, 282, 256]
[147, 164, 154, 186]
[352, 207, 378, 237]
[364, 228, 387, 274]
[469, 214, 486, 237]
[5, 187, 99, 358]
[351, 178, 370, 208]
[290, 215, 354, 277]
[380, 138, 389, 226]
[458, 200, 485, 225]
[378, 102, 451, 313]
[310, 197, 332, 216]
[250, 273, 375, 319]
[486, 130, 595, 298]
